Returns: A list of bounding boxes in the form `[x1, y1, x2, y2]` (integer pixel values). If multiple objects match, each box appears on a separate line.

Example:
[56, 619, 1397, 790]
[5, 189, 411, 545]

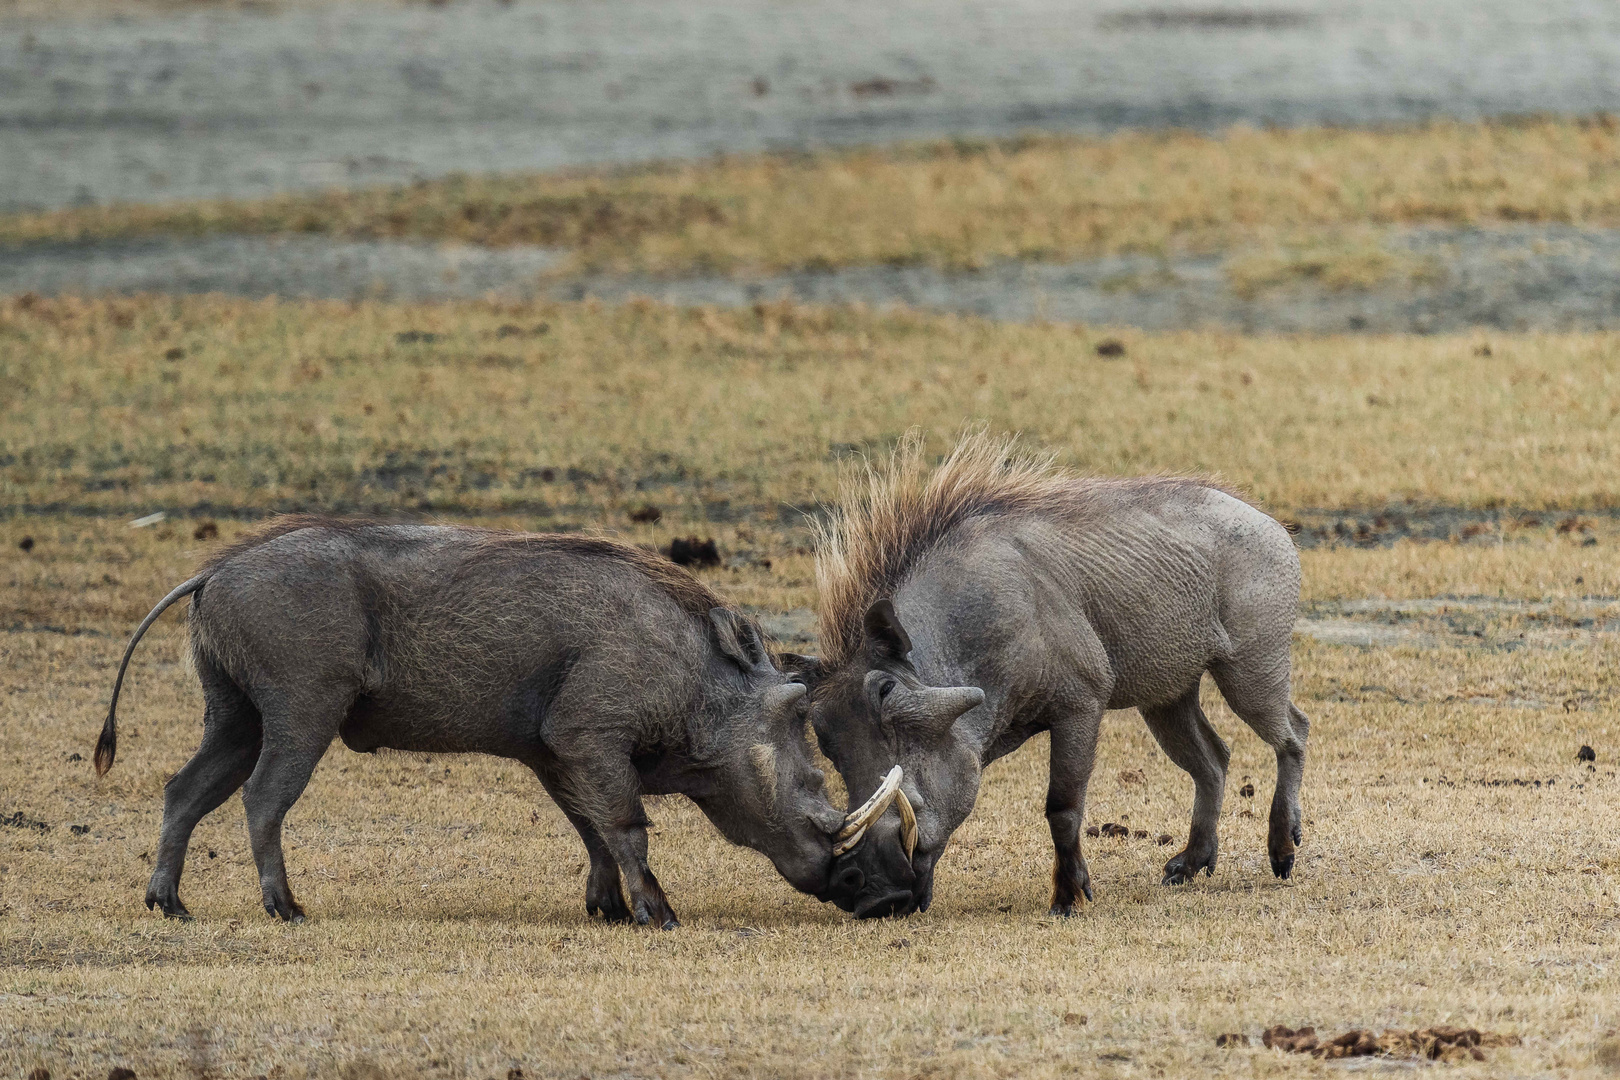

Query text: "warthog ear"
[710, 607, 770, 672]
[778, 652, 823, 688]
[861, 599, 912, 661]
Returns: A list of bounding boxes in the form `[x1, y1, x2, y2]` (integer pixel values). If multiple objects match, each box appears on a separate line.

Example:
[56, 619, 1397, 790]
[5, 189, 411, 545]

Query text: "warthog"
[95, 517, 900, 926]
[790, 434, 1310, 918]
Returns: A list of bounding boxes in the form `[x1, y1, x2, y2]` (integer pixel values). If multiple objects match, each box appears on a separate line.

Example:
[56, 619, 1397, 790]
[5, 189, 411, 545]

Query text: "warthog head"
[785, 600, 985, 917]
[695, 609, 916, 904]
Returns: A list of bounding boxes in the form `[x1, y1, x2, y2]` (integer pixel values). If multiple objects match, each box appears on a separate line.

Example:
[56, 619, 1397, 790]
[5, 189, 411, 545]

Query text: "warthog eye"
[877, 677, 897, 701]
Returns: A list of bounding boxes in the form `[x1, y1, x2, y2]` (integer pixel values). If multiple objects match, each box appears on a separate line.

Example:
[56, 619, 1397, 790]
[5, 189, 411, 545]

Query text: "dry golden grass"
[5, 295, 1620, 1077]
[4, 295, 1620, 520]
[8, 119, 1620, 278]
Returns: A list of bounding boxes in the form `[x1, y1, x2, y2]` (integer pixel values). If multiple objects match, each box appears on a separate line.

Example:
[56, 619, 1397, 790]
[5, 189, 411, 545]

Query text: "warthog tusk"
[894, 785, 917, 860]
[833, 765, 903, 857]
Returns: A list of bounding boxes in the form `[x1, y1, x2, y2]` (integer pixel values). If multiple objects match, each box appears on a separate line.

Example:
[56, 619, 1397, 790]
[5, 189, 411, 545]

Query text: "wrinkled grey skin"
[794, 483, 1310, 917]
[96, 521, 860, 927]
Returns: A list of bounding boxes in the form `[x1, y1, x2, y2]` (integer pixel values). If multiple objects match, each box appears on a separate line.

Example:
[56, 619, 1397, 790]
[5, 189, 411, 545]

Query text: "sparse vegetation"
[5, 293, 1620, 1075]
[9, 118, 1620, 280]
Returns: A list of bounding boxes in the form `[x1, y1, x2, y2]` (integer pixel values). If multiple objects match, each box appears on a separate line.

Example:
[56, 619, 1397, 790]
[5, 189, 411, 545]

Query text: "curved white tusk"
[833, 765, 903, 856]
[894, 785, 918, 860]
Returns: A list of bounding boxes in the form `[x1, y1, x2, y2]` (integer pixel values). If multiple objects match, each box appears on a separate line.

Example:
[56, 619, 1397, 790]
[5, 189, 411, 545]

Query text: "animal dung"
[1157, 833, 1173, 845]
[193, 520, 219, 541]
[28, 1069, 49, 1080]
[394, 330, 440, 344]
[628, 504, 663, 524]
[1094, 339, 1127, 358]
[1215, 1033, 1249, 1047]
[1085, 825, 1101, 838]
[1255, 1024, 1519, 1062]
[1100, 823, 1130, 838]
[164, 346, 185, 360]
[108, 1069, 137, 1080]
[1132, 830, 1149, 840]
[1063, 1012, 1087, 1026]
[1262, 1025, 1317, 1053]
[70, 824, 89, 835]
[667, 536, 721, 568]
[1578, 745, 1597, 763]
[1240, 783, 1256, 798]
[18, 536, 34, 551]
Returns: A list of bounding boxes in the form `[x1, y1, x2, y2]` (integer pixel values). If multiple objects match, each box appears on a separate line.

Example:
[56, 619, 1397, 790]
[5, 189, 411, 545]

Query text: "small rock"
[18, 536, 34, 552]
[628, 504, 663, 524]
[164, 347, 185, 361]
[1215, 1033, 1248, 1047]
[1157, 833, 1173, 845]
[1240, 783, 1255, 798]
[1094, 339, 1127, 358]
[1578, 745, 1597, 763]
[193, 520, 219, 541]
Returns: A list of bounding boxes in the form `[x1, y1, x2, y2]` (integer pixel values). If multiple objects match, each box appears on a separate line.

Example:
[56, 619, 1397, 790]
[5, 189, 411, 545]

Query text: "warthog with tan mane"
[789, 434, 1310, 918]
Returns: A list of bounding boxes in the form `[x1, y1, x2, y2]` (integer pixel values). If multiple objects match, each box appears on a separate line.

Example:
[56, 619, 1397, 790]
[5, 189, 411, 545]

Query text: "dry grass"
[8, 119, 1620, 278]
[6, 295, 1620, 1076]
[4, 295, 1620, 521]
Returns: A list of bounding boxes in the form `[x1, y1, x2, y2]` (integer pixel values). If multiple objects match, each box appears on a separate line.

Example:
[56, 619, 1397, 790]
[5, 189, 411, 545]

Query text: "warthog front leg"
[548, 751, 679, 929]
[531, 766, 633, 923]
[1141, 687, 1229, 885]
[1045, 699, 1103, 916]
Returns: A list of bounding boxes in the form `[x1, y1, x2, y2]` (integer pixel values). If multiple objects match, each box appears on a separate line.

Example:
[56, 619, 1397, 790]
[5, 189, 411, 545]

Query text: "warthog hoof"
[261, 892, 306, 923]
[145, 882, 192, 921]
[1268, 823, 1302, 880]
[587, 891, 633, 924]
[1161, 847, 1217, 886]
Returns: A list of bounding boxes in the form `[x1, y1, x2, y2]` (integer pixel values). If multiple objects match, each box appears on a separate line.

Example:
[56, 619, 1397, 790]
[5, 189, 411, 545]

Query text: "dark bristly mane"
[201, 515, 724, 618]
[813, 431, 1246, 667]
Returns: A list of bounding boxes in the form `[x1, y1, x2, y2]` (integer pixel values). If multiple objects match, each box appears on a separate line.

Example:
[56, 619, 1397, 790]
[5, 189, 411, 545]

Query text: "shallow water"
[10, 226, 1620, 333]
[6, 0, 1620, 211]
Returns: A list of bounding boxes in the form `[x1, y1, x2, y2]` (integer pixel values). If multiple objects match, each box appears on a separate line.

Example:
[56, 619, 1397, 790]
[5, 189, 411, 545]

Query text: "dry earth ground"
[4, 296, 1620, 1077]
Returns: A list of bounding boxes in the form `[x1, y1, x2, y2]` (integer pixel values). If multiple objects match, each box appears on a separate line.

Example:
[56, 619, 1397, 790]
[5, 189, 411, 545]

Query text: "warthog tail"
[95, 573, 210, 777]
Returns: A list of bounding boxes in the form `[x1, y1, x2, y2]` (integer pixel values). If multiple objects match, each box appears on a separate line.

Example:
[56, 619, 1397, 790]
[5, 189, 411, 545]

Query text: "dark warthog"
[95, 518, 896, 926]
[790, 434, 1310, 918]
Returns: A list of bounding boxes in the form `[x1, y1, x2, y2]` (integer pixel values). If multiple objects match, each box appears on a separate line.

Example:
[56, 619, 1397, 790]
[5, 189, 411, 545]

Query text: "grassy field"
[5, 294, 1620, 1077]
[8, 119, 1620, 285]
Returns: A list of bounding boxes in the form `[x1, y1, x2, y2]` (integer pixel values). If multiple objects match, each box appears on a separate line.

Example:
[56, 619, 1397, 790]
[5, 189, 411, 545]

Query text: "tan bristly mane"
[813, 430, 1072, 667]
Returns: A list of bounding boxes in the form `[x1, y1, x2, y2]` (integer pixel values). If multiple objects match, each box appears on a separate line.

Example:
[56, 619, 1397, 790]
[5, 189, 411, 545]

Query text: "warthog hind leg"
[147, 667, 262, 919]
[1141, 686, 1230, 885]
[240, 691, 345, 922]
[1210, 661, 1308, 880]
[1045, 698, 1103, 916]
